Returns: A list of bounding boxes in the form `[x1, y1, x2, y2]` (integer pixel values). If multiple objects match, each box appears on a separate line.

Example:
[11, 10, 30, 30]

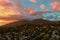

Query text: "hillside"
[0, 19, 60, 40]
[2, 19, 60, 27]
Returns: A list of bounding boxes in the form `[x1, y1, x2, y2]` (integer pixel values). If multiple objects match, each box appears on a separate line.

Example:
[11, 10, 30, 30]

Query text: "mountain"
[0, 19, 60, 40]
[1, 20, 30, 27]
[1, 19, 60, 27]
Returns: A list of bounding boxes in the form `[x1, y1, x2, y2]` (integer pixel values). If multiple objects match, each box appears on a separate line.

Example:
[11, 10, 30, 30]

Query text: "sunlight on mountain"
[0, 20, 18, 26]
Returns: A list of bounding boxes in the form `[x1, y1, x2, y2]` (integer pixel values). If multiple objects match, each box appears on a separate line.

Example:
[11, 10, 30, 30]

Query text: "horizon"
[0, 0, 60, 26]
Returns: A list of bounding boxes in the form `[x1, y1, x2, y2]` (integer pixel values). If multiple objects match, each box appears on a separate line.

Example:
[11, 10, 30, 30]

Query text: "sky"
[19, 0, 60, 11]
[0, 0, 60, 26]
[9, 0, 60, 21]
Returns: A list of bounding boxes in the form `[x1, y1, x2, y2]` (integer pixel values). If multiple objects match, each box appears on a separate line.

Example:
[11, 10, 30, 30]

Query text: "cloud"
[24, 7, 36, 15]
[53, 6, 60, 12]
[40, 4, 45, 9]
[0, 1, 24, 20]
[51, 1, 60, 11]
[51, 1, 58, 9]
[29, 0, 37, 3]
[1, 0, 60, 21]
[0, 0, 8, 2]
[0, 15, 27, 20]
[30, 11, 51, 15]
[0, 5, 51, 20]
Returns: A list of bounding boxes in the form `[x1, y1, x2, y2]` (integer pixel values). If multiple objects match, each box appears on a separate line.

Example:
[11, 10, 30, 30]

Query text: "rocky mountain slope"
[0, 19, 60, 40]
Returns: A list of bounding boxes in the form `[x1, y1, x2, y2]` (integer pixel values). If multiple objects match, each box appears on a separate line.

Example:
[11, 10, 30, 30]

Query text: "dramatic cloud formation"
[40, 4, 45, 9]
[0, 0, 60, 19]
[51, 1, 60, 11]
[0, 0, 8, 1]
[0, 0, 24, 20]
[23, 7, 36, 15]
[51, 1, 58, 9]
[0, 0, 60, 26]
[29, 0, 37, 3]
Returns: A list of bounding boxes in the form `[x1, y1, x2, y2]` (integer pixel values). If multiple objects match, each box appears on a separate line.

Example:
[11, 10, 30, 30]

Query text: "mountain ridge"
[1, 19, 60, 28]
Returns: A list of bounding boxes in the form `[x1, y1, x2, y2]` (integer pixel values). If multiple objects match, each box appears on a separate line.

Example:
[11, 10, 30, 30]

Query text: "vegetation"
[0, 20, 60, 40]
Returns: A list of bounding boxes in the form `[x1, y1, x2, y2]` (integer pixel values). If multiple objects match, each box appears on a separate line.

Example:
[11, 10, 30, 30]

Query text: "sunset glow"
[0, 20, 18, 26]
[0, 0, 60, 26]
[0, 5, 20, 17]
[0, 1, 20, 26]
[0, 20, 6, 22]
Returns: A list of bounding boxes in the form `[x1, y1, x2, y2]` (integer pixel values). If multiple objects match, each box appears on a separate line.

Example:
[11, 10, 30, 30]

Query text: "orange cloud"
[30, 0, 37, 3]
[0, 1, 22, 19]
[51, 1, 58, 9]
[56, 6, 60, 11]
[57, 7, 60, 10]
[23, 7, 39, 16]
[24, 7, 34, 15]
[40, 4, 45, 9]
[51, 1, 60, 11]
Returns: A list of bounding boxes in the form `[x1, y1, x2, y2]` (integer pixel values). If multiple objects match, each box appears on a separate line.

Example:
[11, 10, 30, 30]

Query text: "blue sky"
[20, 0, 60, 11]
[21, 0, 51, 10]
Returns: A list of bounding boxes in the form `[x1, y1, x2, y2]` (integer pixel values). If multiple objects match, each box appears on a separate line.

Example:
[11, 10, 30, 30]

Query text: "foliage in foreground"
[0, 23, 60, 40]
